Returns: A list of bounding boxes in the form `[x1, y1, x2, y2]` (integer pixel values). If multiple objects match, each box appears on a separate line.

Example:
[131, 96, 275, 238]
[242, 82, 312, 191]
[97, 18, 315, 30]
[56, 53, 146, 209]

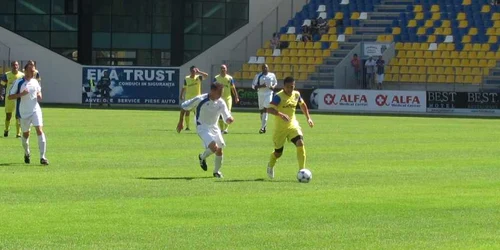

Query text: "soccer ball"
[309, 89, 319, 109]
[297, 169, 312, 183]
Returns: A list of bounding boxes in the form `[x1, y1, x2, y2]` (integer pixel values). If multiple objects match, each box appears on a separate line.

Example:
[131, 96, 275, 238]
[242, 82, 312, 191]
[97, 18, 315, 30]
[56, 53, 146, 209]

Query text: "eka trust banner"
[315, 89, 426, 112]
[82, 66, 180, 105]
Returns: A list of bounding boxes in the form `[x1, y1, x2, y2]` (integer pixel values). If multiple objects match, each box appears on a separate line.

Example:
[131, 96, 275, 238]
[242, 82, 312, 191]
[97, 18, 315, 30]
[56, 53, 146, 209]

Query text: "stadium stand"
[234, 0, 500, 87]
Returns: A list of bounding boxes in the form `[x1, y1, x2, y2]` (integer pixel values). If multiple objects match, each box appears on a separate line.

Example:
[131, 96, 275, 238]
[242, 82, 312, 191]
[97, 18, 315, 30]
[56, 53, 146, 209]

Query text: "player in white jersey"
[252, 64, 277, 134]
[8, 63, 48, 165]
[176, 82, 234, 178]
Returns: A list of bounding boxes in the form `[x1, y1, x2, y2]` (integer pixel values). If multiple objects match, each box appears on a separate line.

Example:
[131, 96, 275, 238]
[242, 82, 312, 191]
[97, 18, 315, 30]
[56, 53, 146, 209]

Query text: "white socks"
[201, 147, 214, 160]
[214, 155, 223, 173]
[261, 112, 268, 129]
[21, 136, 30, 156]
[38, 133, 46, 159]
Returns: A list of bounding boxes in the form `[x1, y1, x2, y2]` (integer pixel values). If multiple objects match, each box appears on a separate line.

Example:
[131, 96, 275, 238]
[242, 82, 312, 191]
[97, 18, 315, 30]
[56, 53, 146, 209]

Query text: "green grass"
[1, 108, 499, 249]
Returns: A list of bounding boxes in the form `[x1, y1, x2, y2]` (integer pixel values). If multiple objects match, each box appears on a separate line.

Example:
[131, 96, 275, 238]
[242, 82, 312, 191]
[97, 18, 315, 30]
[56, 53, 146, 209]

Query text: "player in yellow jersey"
[213, 64, 239, 134]
[1, 61, 24, 137]
[266, 76, 314, 179]
[180, 66, 208, 131]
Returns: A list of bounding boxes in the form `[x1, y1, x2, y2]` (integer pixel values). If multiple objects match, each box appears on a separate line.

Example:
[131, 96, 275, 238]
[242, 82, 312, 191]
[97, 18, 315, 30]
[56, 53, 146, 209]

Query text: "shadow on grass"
[137, 176, 213, 181]
[217, 178, 296, 183]
[0, 163, 25, 167]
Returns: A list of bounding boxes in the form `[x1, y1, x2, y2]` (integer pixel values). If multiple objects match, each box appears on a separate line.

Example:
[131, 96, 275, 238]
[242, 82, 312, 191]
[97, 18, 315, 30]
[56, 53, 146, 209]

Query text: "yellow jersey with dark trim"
[269, 90, 304, 129]
[1, 71, 25, 95]
[214, 74, 234, 100]
[184, 75, 202, 99]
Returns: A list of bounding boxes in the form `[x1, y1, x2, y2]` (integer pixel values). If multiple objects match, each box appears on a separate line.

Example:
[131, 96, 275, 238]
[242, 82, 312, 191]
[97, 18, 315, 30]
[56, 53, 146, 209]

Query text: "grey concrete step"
[368, 12, 401, 21]
[358, 19, 393, 28]
[353, 27, 387, 35]
[381, 0, 414, 5]
[374, 5, 408, 13]
[346, 34, 378, 42]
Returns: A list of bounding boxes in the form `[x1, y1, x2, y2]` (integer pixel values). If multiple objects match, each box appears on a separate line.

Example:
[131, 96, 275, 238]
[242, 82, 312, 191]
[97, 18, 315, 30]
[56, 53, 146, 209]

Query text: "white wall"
[181, 0, 307, 92]
[0, 26, 82, 104]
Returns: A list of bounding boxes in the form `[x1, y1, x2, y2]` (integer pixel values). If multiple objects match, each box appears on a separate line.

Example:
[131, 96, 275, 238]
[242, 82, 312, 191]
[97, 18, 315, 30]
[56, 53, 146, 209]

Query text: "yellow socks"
[269, 152, 278, 168]
[297, 146, 306, 169]
[16, 119, 21, 136]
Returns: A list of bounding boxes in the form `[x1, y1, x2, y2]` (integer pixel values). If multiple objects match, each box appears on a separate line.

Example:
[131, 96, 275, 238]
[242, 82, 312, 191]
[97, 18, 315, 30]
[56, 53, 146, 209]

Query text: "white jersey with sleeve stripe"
[9, 78, 41, 119]
[252, 72, 277, 95]
[181, 93, 232, 128]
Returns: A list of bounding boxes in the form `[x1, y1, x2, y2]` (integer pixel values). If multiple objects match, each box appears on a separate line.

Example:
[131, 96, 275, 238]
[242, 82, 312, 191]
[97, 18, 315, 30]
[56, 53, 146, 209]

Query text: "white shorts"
[377, 74, 384, 84]
[197, 125, 225, 149]
[258, 91, 273, 110]
[20, 111, 43, 133]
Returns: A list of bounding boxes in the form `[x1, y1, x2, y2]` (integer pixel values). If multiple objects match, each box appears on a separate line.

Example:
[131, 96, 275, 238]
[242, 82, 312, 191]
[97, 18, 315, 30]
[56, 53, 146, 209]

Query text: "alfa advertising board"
[82, 66, 180, 105]
[313, 89, 426, 112]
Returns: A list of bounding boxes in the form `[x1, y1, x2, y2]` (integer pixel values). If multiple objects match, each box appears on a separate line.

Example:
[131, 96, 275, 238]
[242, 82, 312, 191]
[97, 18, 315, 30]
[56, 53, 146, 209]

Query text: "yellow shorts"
[222, 97, 232, 111]
[273, 126, 303, 149]
[4, 100, 16, 114]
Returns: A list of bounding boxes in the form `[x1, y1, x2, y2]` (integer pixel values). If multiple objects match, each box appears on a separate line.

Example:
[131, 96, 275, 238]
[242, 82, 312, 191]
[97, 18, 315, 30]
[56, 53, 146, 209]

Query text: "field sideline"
[1, 107, 499, 249]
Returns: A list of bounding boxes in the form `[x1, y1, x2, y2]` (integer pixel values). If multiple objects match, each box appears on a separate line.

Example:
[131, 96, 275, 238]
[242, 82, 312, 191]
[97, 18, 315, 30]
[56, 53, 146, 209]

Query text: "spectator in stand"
[317, 16, 328, 35]
[365, 57, 376, 89]
[301, 25, 312, 42]
[376, 56, 385, 90]
[311, 20, 319, 37]
[351, 54, 361, 87]
[270, 32, 280, 49]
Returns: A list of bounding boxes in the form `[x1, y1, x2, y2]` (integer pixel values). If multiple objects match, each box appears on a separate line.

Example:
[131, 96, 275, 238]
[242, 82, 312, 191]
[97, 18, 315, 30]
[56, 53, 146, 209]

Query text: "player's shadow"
[217, 178, 295, 183]
[137, 176, 213, 181]
[0, 163, 24, 167]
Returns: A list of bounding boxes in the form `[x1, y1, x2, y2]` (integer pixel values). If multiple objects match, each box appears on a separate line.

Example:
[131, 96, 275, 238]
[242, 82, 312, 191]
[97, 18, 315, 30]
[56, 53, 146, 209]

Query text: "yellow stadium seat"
[276, 72, 284, 80]
[432, 51, 441, 58]
[281, 57, 290, 64]
[385, 35, 394, 42]
[282, 65, 292, 72]
[399, 58, 408, 66]
[462, 67, 471, 75]
[307, 65, 315, 73]
[233, 71, 242, 79]
[411, 74, 420, 82]
[376, 35, 385, 42]
[496, 51, 500, 59]
[249, 64, 259, 72]
[330, 42, 338, 50]
[256, 49, 265, 57]
[274, 57, 282, 64]
[479, 59, 488, 67]
[450, 51, 459, 58]
[459, 20, 468, 28]
[478, 51, 488, 58]
[334, 12, 344, 20]
[443, 59, 452, 66]
[242, 64, 250, 71]
[313, 50, 322, 57]
[455, 75, 464, 83]
[411, 43, 420, 50]
[416, 58, 425, 66]
[493, 13, 500, 21]
[444, 67, 454, 75]
[314, 57, 323, 64]
[457, 13, 466, 21]
[409, 66, 418, 74]
[304, 57, 313, 65]
[401, 74, 411, 82]
[344, 27, 353, 35]
[464, 75, 474, 83]
[469, 28, 478, 36]
[487, 28, 495, 35]
[415, 51, 424, 58]
[406, 51, 415, 58]
[351, 12, 360, 19]
[481, 44, 490, 51]
[400, 66, 409, 74]
[459, 51, 468, 58]
[305, 50, 314, 57]
[322, 50, 331, 57]
[415, 13, 424, 20]
[414, 5, 423, 12]
[397, 50, 406, 58]
[242, 72, 251, 79]
[305, 42, 314, 49]
[437, 43, 447, 51]
[274, 65, 283, 72]
[436, 67, 445, 75]
[481, 4, 491, 13]
[328, 35, 337, 42]
[296, 42, 305, 49]
[417, 27, 426, 35]
[281, 49, 290, 57]
[488, 60, 497, 67]
[461, 59, 470, 66]
[408, 20, 417, 27]
[462, 0, 471, 5]
[441, 51, 450, 58]
[452, 59, 461, 67]
[419, 75, 427, 82]
[431, 13, 441, 20]
[428, 75, 438, 82]
[473, 76, 482, 84]
[290, 57, 299, 64]
[289, 49, 298, 57]
[328, 20, 336, 27]
[446, 43, 455, 51]
[391, 66, 400, 74]
[267, 57, 275, 64]
[265, 49, 273, 56]
[280, 34, 289, 41]
[298, 72, 308, 80]
[392, 27, 401, 35]
[483, 68, 490, 75]
[298, 65, 307, 72]
[488, 36, 497, 44]
[385, 74, 393, 82]
[425, 58, 434, 66]
[288, 34, 296, 41]
[486, 51, 495, 59]
[403, 43, 412, 50]
[320, 34, 329, 42]
[441, 20, 451, 28]
[430, 4, 440, 12]
[264, 40, 271, 49]
[313, 42, 321, 49]
[462, 35, 471, 43]
[420, 43, 428, 50]
[390, 58, 399, 65]
[467, 51, 477, 58]
[408, 58, 416, 65]
[424, 20, 434, 28]
[288, 42, 297, 49]
[423, 51, 432, 58]
[392, 74, 400, 82]
[437, 75, 446, 83]
[328, 27, 337, 34]
[418, 66, 426, 74]
[496, 22, 500, 30]
[297, 49, 306, 57]
[472, 44, 482, 51]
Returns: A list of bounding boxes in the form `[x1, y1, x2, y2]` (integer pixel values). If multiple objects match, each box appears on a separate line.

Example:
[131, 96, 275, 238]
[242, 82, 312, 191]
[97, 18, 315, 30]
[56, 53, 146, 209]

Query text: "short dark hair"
[190, 66, 196, 70]
[211, 82, 223, 90]
[284, 76, 295, 84]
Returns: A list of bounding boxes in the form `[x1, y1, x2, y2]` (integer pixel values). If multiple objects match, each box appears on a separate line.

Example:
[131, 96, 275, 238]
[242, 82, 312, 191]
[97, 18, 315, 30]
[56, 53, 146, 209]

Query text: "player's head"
[11, 61, 19, 71]
[190, 65, 196, 75]
[26, 60, 36, 71]
[220, 64, 227, 75]
[210, 82, 224, 99]
[353, 53, 358, 59]
[103, 70, 109, 77]
[24, 62, 35, 77]
[261, 64, 268, 74]
[283, 76, 295, 95]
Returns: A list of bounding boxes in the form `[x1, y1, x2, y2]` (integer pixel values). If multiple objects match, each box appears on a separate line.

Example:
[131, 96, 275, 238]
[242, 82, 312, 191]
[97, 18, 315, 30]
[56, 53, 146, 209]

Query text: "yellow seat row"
[386, 74, 482, 84]
[394, 42, 492, 51]
[390, 58, 497, 67]
[233, 71, 308, 80]
[376, 35, 394, 42]
[327, 27, 353, 35]
[486, 28, 500, 36]
[396, 50, 500, 60]
[242, 64, 316, 73]
[265, 56, 323, 65]
[387, 66, 490, 76]
[281, 49, 331, 57]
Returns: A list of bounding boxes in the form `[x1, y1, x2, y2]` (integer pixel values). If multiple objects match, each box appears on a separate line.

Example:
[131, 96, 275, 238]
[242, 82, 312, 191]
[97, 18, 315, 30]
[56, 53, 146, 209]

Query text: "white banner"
[363, 43, 390, 57]
[315, 89, 426, 113]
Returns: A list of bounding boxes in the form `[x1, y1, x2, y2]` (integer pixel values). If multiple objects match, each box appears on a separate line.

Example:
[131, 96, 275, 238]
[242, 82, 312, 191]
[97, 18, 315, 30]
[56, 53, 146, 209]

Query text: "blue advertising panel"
[82, 66, 180, 105]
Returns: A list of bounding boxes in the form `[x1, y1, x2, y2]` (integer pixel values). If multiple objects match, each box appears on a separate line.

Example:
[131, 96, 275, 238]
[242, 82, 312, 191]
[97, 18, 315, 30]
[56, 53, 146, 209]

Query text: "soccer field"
[1, 107, 499, 249]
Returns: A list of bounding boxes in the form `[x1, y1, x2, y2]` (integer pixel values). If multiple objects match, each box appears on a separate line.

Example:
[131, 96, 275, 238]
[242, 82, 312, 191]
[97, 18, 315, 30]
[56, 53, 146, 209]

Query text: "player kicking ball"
[176, 82, 234, 178]
[266, 76, 314, 179]
[8, 63, 48, 165]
